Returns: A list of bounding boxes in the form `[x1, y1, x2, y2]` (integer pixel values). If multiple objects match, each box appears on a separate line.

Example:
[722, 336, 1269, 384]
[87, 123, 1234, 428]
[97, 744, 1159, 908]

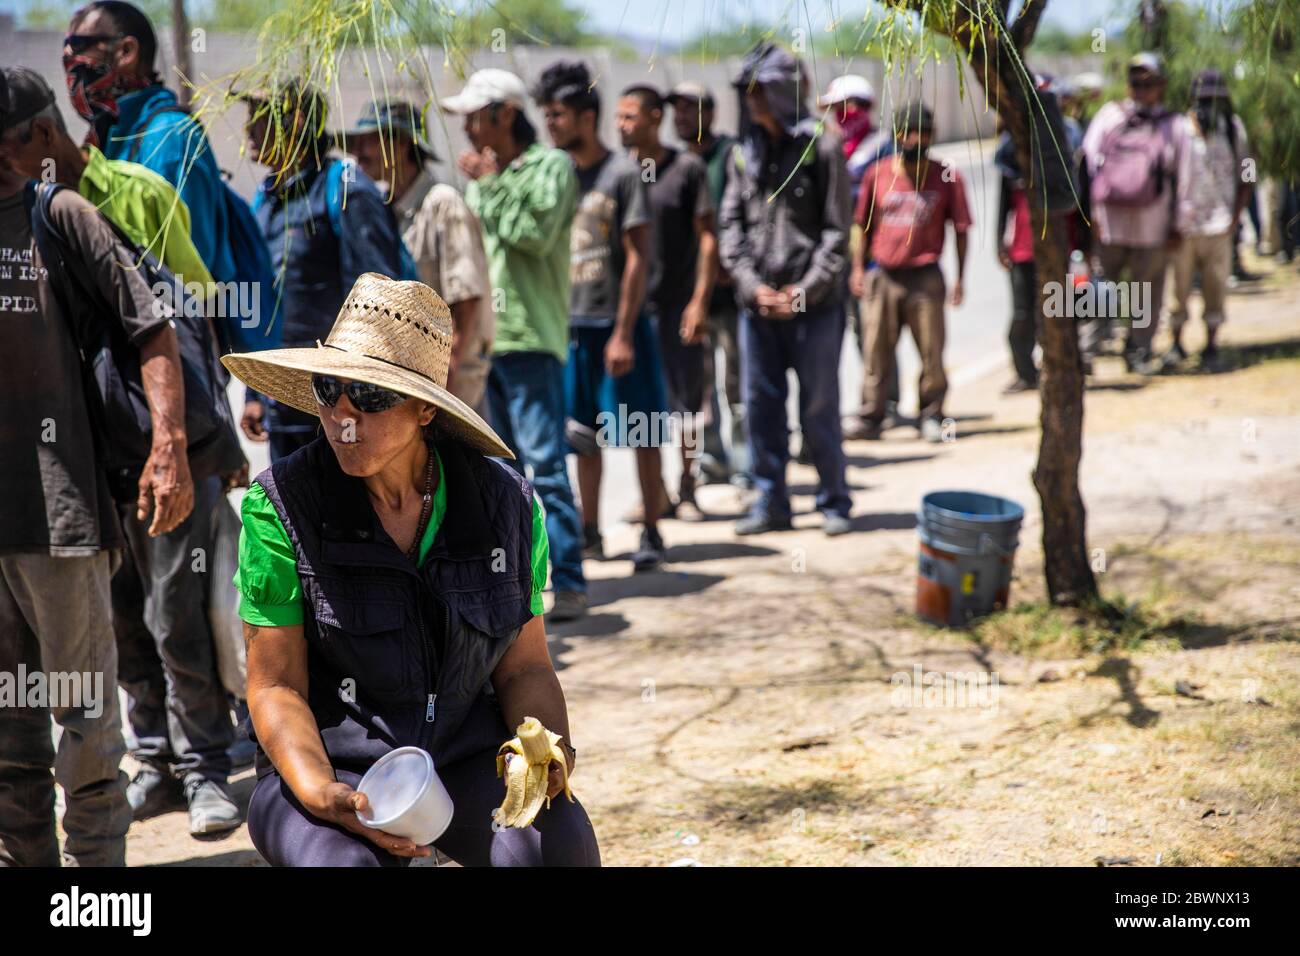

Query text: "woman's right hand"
[307, 781, 433, 859]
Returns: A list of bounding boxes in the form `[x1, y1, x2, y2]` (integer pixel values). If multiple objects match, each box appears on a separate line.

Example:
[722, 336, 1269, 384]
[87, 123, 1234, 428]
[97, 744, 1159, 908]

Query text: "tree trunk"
[171, 0, 192, 108]
[1026, 204, 1096, 604]
[964, 35, 1099, 606]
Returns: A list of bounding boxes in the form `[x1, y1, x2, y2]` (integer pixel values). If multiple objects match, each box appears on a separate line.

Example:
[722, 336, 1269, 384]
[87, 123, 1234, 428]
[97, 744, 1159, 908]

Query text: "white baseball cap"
[1073, 71, 1104, 95]
[819, 74, 875, 108]
[441, 68, 530, 114]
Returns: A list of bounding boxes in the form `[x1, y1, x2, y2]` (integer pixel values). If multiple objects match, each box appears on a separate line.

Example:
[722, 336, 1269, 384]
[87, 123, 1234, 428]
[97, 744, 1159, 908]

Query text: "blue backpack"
[323, 157, 419, 281]
[251, 157, 418, 281]
[128, 103, 280, 355]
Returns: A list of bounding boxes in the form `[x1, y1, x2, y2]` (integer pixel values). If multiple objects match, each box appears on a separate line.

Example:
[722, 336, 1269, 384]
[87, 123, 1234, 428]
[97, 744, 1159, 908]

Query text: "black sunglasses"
[63, 33, 123, 53]
[311, 374, 408, 414]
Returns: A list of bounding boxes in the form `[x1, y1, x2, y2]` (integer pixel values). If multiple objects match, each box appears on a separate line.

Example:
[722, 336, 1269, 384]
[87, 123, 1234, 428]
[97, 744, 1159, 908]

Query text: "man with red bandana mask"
[820, 75, 877, 161]
[63, 1, 248, 307]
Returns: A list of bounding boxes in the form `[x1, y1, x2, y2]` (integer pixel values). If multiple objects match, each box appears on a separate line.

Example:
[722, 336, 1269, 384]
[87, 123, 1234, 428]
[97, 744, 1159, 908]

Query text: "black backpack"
[24, 181, 244, 498]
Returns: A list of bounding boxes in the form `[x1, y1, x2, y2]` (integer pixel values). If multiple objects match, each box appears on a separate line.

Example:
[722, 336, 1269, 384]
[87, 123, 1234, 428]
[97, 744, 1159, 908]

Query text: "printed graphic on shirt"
[569, 153, 649, 322]
[877, 189, 944, 230]
[0, 243, 41, 314]
[571, 190, 618, 288]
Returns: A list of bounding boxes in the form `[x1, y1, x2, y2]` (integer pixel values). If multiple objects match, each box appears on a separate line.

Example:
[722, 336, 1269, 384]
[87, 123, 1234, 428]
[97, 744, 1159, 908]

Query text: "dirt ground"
[118, 255, 1300, 867]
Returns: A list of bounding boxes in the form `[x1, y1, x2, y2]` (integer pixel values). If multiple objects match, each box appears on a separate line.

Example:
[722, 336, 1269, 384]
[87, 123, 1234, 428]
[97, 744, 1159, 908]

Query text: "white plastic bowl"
[354, 746, 454, 846]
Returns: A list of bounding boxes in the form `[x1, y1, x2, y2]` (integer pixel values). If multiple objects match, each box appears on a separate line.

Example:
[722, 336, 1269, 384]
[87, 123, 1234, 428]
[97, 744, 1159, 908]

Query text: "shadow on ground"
[586, 571, 725, 609]
[146, 848, 266, 867]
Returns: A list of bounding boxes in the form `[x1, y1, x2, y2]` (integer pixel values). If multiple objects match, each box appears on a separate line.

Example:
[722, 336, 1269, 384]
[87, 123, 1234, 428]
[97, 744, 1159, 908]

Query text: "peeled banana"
[494, 717, 573, 829]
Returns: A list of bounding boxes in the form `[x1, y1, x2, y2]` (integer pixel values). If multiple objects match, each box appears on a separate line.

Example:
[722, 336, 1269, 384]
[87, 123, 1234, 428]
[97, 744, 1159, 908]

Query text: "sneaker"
[1001, 378, 1036, 395]
[823, 513, 852, 536]
[582, 524, 604, 560]
[842, 417, 883, 441]
[1199, 343, 1226, 373]
[184, 777, 241, 836]
[547, 590, 588, 622]
[126, 767, 185, 821]
[882, 400, 900, 430]
[735, 512, 793, 536]
[920, 417, 944, 443]
[631, 527, 666, 572]
[1154, 343, 1186, 374]
[1123, 347, 1154, 375]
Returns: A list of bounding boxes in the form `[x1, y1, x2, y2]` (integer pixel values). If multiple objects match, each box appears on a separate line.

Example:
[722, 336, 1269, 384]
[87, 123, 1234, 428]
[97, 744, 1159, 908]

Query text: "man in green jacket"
[0, 67, 242, 837]
[444, 69, 588, 622]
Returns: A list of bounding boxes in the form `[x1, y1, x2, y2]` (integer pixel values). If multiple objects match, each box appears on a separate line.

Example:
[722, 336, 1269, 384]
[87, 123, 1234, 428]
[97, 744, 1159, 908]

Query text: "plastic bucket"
[355, 746, 454, 845]
[916, 490, 1024, 627]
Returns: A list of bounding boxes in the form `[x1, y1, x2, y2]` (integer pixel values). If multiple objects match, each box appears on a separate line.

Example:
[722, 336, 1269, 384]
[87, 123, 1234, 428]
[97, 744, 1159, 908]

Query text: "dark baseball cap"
[345, 99, 436, 162]
[1191, 68, 1229, 99]
[0, 67, 58, 135]
[893, 101, 936, 135]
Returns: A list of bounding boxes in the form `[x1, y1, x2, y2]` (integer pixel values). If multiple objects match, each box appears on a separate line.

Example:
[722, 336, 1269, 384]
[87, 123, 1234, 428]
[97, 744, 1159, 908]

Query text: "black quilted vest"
[252, 434, 536, 776]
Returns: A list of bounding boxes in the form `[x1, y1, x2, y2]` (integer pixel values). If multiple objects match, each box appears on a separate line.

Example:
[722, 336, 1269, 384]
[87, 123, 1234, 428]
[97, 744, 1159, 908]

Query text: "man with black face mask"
[1159, 69, 1251, 373]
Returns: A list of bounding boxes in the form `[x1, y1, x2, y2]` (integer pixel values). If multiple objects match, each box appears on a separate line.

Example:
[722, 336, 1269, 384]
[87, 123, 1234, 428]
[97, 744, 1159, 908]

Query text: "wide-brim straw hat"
[221, 272, 512, 459]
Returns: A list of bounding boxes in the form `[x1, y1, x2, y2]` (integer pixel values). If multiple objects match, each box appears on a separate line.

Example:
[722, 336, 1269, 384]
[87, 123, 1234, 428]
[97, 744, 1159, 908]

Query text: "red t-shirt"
[1008, 186, 1033, 264]
[856, 156, 972, 269]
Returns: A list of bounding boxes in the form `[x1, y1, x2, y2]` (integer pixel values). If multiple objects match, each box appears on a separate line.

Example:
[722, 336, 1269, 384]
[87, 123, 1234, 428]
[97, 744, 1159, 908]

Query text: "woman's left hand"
[547, 744, 576, 800]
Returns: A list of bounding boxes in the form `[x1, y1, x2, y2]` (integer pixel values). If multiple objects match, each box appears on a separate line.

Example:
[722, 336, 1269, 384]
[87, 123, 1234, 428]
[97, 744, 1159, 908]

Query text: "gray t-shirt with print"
[569, 151, 650, 325]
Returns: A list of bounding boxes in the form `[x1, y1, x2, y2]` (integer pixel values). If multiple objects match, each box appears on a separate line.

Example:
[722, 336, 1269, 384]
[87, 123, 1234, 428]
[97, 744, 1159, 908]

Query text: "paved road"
[226, 139, 1014, 535]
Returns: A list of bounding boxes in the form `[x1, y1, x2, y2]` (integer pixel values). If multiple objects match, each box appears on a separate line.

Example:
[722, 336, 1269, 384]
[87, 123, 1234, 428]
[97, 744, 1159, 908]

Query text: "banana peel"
[494, 717, 573, 829]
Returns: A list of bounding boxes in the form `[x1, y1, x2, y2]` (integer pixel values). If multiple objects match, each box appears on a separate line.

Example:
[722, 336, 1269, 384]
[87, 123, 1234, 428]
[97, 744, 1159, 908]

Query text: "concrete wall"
[2, 28, 1016, 199]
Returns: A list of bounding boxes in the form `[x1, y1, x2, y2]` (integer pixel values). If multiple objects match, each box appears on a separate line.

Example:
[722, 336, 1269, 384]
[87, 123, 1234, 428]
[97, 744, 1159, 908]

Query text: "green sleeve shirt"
[466, 143, 577, 362]
[234, 448, 549, 626]
[78, 144, 215, 288]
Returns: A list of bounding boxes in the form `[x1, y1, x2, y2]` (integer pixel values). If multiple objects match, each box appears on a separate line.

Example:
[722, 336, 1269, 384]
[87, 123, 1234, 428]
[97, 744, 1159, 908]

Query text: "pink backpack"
[1091, 107, 1171, 207]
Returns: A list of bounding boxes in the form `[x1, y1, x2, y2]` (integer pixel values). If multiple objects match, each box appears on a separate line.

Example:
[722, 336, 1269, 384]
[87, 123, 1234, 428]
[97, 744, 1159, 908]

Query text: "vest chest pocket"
[311, 594, 420, 702]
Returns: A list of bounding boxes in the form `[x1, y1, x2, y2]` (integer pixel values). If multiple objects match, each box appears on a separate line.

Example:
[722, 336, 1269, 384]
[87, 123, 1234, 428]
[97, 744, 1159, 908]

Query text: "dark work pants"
[114, 474, 233, 784]
[0, 552, 130, 866]
[741, 301, 851, 521]
[1008, 260, 1039, 385]
[486, 351, 586, 595]
[248, 754, 600, 867]
[701, 302, 751, 475]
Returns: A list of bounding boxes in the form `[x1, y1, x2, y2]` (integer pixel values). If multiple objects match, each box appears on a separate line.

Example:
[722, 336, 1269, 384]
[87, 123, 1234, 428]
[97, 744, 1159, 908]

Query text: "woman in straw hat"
[224, 273, 599, 866]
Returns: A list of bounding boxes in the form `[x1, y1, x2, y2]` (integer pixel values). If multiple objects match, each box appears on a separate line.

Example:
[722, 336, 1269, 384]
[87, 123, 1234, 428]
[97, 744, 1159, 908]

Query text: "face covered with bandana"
[62, 18, 151, 148]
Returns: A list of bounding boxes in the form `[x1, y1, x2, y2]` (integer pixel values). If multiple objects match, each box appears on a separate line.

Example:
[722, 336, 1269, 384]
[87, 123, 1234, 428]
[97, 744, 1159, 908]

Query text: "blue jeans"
[486, 351, 586, 595]
[741, 302, 851, 521]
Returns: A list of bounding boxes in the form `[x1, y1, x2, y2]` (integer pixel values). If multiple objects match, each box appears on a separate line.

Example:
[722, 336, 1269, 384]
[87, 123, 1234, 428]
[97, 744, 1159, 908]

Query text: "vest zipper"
[418, 598, 449, 747]
[419, 611, 436, 722]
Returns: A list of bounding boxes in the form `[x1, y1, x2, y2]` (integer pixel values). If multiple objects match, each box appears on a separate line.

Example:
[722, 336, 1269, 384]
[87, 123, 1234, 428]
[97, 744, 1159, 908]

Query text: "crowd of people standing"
[0, 0, 1260, 867]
